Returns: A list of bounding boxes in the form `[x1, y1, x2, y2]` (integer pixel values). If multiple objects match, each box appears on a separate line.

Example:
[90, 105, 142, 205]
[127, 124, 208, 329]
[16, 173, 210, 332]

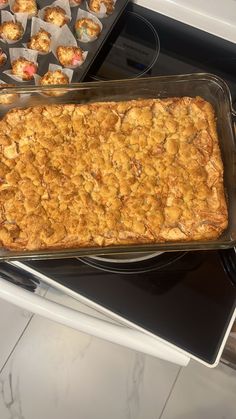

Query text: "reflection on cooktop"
[89, 11, 160, 80]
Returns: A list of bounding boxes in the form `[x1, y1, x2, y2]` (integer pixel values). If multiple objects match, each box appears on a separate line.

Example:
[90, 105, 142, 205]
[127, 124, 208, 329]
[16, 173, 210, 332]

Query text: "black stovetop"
[26, 250, 236, 365]
[4, 3, 236, 365]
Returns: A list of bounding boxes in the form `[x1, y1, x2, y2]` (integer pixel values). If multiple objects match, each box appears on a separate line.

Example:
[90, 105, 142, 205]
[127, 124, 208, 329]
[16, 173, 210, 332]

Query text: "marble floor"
[0, 287, 236, 419]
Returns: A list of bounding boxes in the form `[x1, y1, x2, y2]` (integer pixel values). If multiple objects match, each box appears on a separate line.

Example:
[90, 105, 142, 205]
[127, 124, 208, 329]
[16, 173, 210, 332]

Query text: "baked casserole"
[0, 97, 228, 250]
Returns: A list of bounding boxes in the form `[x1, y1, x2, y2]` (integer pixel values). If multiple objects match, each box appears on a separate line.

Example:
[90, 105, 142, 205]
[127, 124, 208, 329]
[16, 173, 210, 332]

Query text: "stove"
[87, 2, 236, 109]
[21, 249, 235, 366]
[0, 2, 236, 367]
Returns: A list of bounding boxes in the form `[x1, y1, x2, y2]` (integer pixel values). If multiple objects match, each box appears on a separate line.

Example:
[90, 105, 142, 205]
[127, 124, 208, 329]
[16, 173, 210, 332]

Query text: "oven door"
[0, 262, 190, 367]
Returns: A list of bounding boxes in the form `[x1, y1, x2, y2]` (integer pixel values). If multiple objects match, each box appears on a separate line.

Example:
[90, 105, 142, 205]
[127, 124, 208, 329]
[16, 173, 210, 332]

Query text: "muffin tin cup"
[4, 47, 38, 81]
[75, 8, 102, 43]
[23, 17, 60, 55]
[51, 24, 88, 68]
[0, 10, 27, 44]
[0, 0, 9, 10]
[38, 0, 72, 27]
[9, 0, 37, 18]
[86, 0, 116, 19]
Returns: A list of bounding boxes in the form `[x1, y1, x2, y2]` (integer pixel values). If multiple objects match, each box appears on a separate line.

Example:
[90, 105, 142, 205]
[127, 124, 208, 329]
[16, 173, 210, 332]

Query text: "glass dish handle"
[0, 275, 189, 366]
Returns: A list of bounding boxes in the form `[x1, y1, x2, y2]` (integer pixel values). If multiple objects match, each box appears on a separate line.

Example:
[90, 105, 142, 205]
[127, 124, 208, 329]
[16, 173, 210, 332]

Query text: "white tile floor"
[0, 289, 236, 419]
[0, 299, 32, 370]
[0, 283, 48, 372]
[160, 361, 236, 419]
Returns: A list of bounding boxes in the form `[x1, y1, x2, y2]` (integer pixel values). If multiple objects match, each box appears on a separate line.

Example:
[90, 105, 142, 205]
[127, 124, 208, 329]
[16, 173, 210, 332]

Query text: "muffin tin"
[0, 0, 129, 84]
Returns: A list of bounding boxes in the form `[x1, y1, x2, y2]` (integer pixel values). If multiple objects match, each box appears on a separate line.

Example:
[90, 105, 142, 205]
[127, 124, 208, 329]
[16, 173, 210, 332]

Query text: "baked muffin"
[75, 18, 101, 39]
[40, 69, 69, 96]
[40, 69, 69, 86]
[0, 0, 8, 7]
[12, 0, 37, 15]
[0, 83, 19, 105]
[56, 46, 83, 67]
[0, 48, 7, 66]
[27, 29, 51, 53]
[12, 57, 37, 80]
[44, 6, 68, 27]
[0, 21, 24, 41]
[89, 0, 114, 14]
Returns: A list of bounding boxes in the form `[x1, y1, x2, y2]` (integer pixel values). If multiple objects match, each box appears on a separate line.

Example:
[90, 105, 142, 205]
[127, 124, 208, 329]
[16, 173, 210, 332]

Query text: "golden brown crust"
[11, 57, 37, 80]
[12, 0, 37, 15]
[44, 6, 68, 27]
[0, 21, 24, 41]
[75, 18, 101, 39]
[89, 0, 114, 14]
[40, 70, 69, 85]
[56, 46, 83, 67]
[0, 97, 228, 251]
[27, 29, 51, 53]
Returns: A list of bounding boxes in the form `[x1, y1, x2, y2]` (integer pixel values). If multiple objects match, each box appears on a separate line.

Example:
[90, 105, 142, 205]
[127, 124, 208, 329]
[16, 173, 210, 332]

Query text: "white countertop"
[135, 0, 236, 43]
[0, 287, 236, 419]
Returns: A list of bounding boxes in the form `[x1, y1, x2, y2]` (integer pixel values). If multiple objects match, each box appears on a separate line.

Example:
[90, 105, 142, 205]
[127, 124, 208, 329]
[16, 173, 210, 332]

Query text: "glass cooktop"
[25, 250, 236, 365]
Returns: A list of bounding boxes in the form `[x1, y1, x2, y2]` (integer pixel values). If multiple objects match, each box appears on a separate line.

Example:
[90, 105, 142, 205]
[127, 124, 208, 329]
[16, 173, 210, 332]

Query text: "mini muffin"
[89, 0, 114, 15]
[27, 29, 51, 53]
[40, 69, 69, 85]
[40, 69, 69, 96]
[75, 18, 101, 39]
[0, 0, 8, 7]
[56, 46, 83, 67]
[0, 21, 24, 41]
[12, 0, 37, 15]
[12, 57, 37, 80]
[0, 48, 7, 66]
[0, 83, 19, 105]
[44, 6, 68, 27]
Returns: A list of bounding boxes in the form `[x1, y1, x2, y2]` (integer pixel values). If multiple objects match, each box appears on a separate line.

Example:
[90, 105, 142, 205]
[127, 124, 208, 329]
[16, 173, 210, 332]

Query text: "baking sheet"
[0, 0, 129, 84]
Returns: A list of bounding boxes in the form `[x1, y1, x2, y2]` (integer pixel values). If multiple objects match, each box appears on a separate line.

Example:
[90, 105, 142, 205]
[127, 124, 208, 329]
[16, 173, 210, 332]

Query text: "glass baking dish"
[0, 73, 236, 260]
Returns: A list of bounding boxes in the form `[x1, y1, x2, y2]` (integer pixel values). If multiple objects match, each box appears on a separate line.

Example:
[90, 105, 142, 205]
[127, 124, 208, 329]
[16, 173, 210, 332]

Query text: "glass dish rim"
[0, 72, 233, 103]
[0, 72, 235, 260]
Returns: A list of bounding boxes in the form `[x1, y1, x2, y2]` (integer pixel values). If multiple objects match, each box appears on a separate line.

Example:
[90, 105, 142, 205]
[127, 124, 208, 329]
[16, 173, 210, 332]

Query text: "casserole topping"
[0, 97, 228, 250]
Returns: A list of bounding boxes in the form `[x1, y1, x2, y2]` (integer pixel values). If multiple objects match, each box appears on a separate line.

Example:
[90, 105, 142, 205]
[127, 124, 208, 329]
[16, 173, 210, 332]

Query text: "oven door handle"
[0, 276, 189, 366]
